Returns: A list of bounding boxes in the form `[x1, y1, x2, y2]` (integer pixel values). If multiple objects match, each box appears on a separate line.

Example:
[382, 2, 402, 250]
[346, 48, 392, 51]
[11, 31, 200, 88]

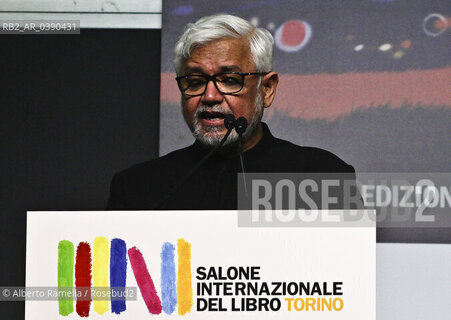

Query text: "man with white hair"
[107, 14, 355, 210]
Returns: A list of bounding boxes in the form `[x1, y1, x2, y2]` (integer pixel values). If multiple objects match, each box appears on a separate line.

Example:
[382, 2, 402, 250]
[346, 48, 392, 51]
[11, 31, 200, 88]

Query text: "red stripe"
[128, 247, 162, 315]
[161, 67, 451, 121]
[75, 242, 91, 317]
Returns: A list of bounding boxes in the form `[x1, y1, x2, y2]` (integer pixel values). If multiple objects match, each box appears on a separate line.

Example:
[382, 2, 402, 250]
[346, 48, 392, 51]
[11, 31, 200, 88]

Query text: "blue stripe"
[110, 238, 127, 314]
[161, 242, 177, 314]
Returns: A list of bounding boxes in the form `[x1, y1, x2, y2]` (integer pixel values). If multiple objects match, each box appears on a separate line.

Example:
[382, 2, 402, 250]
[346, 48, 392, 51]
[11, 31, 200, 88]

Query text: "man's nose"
[201, 80, 223, 104]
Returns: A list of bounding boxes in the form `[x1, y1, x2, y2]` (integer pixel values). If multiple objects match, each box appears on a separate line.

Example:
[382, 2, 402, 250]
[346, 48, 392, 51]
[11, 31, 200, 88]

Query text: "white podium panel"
[26, 211, 375, 319]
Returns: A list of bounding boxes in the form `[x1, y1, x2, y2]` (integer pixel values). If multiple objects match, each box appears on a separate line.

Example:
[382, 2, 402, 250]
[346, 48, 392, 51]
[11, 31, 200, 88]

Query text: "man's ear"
[261, 72, 279, 108]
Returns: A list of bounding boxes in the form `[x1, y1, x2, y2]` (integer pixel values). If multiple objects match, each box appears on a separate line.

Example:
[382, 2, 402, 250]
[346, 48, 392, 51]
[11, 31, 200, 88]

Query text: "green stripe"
[58, 240, 74, 316]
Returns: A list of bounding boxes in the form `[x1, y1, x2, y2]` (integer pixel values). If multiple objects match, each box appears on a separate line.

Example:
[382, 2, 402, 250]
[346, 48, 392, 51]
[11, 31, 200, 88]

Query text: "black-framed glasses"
[175, 72, 268, 96]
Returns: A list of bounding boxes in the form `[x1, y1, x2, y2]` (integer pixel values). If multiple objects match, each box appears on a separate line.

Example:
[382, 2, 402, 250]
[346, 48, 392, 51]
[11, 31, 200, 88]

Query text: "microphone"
[151, 114, 236, 209]
[224, 113, 236, 130]
[235, 117, 248, 135]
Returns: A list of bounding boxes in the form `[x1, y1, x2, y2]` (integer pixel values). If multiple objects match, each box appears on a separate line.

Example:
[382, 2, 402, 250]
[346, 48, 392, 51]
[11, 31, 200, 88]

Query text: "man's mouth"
[199, 111, 228, 126]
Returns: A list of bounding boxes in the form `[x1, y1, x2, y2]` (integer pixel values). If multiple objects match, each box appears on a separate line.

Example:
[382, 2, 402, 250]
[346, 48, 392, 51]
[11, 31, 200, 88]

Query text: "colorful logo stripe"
[161, 242, 177, 314]
[75, 242, 91, 317]
[92, 237, 109, 315]
[57, 238, 192, 317]
[177, 239, 193, 315]
[58, 240, 74, 316]
[110, 238, 127, 314]
[128, 246, 162, 314]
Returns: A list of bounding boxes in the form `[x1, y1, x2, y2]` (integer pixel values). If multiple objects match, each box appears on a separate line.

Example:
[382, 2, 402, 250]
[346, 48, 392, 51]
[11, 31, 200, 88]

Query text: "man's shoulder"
[269, 136, 354, 173]
[108, 145, 199, 209]
[115, 144, 194, 179]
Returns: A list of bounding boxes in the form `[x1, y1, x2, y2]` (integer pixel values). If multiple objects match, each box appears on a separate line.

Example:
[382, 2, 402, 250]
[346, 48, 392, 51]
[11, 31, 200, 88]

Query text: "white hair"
[174, 14, 274, 75]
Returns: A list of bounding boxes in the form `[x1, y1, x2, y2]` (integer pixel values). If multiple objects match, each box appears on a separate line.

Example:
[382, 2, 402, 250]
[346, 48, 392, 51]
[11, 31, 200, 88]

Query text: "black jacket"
[107, 123, 356, 210]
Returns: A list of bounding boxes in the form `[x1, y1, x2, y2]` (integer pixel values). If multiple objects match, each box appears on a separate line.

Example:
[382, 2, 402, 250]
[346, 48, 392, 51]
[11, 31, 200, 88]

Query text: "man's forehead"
[183, 64, 243, 73]
[181, 38, 253, 73]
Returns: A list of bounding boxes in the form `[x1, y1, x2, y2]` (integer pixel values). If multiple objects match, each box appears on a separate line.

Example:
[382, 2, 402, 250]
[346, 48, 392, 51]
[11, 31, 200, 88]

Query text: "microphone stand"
[235, 117, 249, 199]
[151, 115, 236, 209]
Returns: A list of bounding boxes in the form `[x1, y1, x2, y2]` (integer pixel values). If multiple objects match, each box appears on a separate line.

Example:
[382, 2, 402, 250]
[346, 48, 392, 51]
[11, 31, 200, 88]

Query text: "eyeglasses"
[175, 72, 268, 97]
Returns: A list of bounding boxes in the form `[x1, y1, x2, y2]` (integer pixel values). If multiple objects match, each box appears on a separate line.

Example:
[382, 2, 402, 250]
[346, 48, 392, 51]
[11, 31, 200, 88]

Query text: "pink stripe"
[128, 247, 162, 314]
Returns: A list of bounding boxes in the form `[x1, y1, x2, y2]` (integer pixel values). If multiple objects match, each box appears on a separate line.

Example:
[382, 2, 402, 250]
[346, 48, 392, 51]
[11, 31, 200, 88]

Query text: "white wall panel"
[377, 243, 451, 319]
[0, 0, 162, 28]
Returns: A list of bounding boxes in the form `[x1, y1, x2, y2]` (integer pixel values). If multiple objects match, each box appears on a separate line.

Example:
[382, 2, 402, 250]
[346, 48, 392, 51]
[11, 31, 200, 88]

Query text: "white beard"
[191, 92, 263, 148]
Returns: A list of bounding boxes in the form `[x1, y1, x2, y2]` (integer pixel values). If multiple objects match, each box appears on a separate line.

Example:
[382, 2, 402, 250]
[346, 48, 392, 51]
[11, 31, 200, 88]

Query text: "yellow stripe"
[92, 237, 109, 315]
[177, 239, 193, 315]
